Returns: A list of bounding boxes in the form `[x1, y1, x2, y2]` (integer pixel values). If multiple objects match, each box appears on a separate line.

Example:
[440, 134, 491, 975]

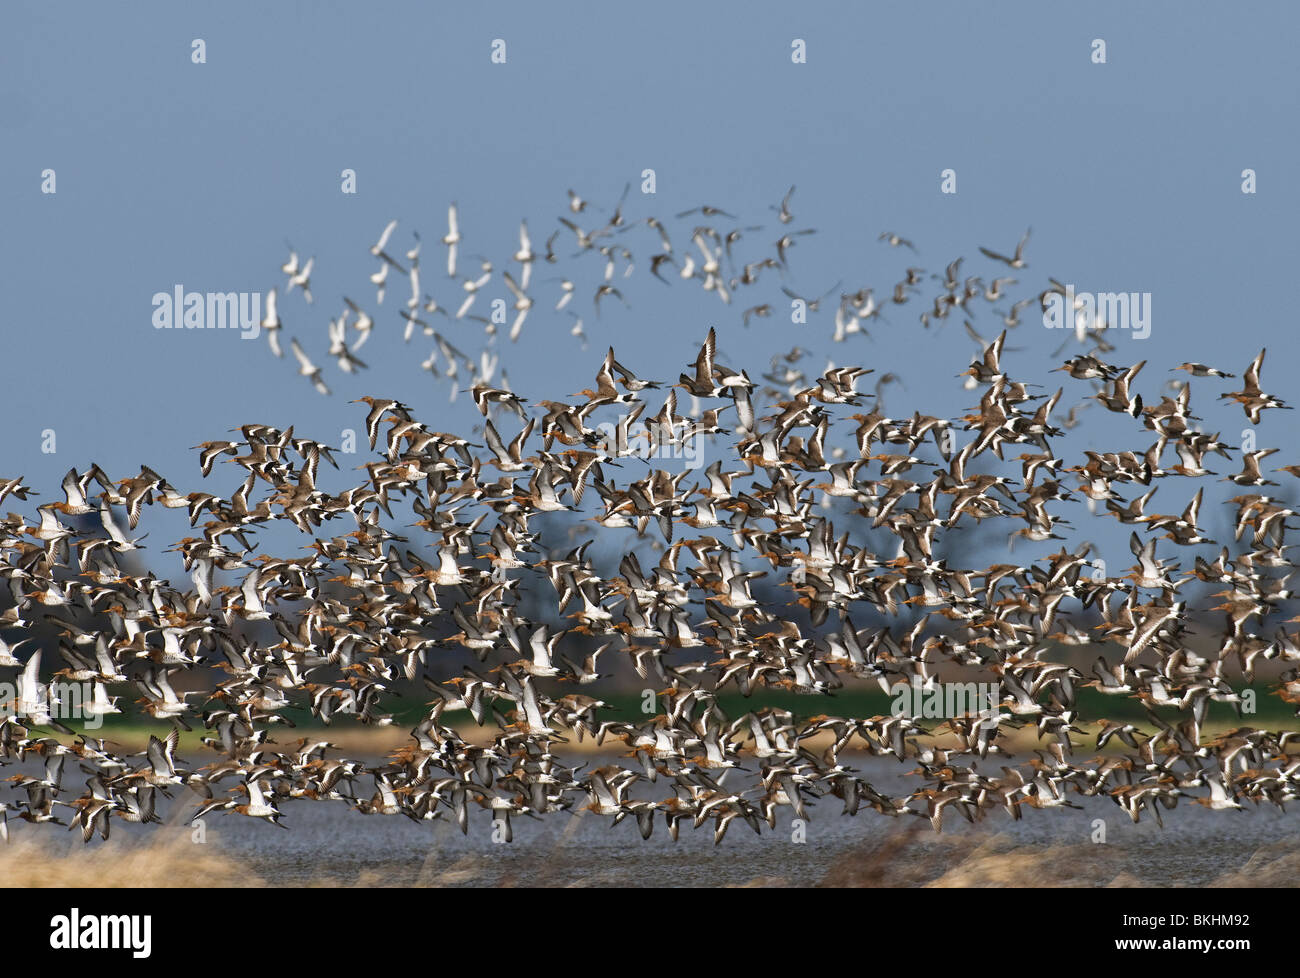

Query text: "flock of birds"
[3, 191, 1300, 846]
[261, 187, 1071, 407]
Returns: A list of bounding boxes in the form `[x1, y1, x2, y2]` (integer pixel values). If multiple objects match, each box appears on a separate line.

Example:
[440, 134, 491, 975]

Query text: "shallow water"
[5, 756, 1290, 887]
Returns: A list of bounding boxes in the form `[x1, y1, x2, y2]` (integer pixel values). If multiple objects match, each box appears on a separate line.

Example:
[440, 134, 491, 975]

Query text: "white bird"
[238, 774, 285, 823]
[291, 337, 331, 395]
[442, 203, 461, 278]
[240, 566, 272, 620]
[569, 313, 587, 348]
[503, 270, 533, 341]
[370, 261, 389, 304]
[16, 649, 45, 720]
[401, 307, 444, 342]
[514, 220, 535, 290]
[407, 258, 421, 311]
[979, 228, 1031, 269]
[370, 219, 406, 272]
[371, 218, 398, 256]
[100, 497, 145, 551]
[328, 314, 367, 373]
[470, 349, 499, 390]
[342, 296, 373, 351]
[456, 260, 492, 319]
[83, 680, 121, 719]
[419, 345, 440, 379]
[432, 331, 466, 373]
[261, 287, 283, 357]
[771, 184, 796, 224]
[1197, 776, 1243, 811]
[286, 254, 314, 304]
[0, 636, 34, 667]
[142, 727, 185, 784]
[556, 278, 575, 311]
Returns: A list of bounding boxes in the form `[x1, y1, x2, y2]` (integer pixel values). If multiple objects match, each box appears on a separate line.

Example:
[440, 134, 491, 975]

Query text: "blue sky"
[2, 1, 1296, 553]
